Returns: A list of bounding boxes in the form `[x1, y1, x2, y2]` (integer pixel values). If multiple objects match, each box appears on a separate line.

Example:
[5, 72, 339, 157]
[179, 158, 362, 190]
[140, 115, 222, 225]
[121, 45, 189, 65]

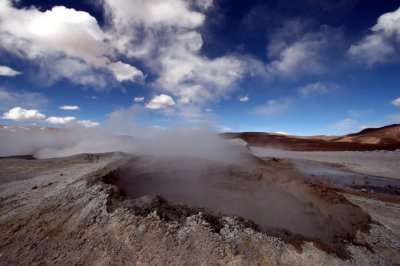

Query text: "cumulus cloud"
[102, 0, 208, 60]
[134, 97, 145, 103]
[0, 1, 143, 86]
[59, 105, 79, 110]
[0, 65, 21, 76]
[239, 96, 249, 102]
[0, 0, 266, 115]
[145, 94, 175, 109]
[155, 32, 265, 104]
[349, 7, 400, 66]
[102, 0, 264, 107]
[108, 62, 144, 82]
[0, 0, 267, 115]
[1, 106, 98, 127]
[46, 116, 76, 124]
[0, 87, 48, 111]
[391, 97, 400, 107]
[1, 107, 46, 122]
[253, 99, 291, 117]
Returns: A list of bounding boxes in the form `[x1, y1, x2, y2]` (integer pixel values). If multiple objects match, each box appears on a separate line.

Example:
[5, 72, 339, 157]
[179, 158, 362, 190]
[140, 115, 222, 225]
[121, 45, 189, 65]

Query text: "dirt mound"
[103, 155, 371, 258]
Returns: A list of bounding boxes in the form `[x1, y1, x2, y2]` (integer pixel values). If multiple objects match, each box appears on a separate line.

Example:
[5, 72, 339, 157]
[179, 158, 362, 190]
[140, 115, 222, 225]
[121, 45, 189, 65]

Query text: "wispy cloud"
[267, 20, 344, 79]
[59, 105, 79, 111]
[253, 99, 291, 117]
[134, 97, 145, 103]
[328, 118, 356, 132]
[0, 87, 48, 111]
[347, 109, 371, 118]
[297, 82, 328, 97]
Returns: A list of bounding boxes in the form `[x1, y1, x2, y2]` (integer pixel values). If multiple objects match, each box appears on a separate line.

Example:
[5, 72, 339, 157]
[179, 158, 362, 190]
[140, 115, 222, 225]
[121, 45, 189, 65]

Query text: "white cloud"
[1, 105, 99, 128]
[59, 105, 79, 110]
[1, 107, 46, 122]
[239, 96, 249, 102]
[146, 94, 175, 109]
[328, 118, 356, 132]
[391, 97, 400, 106]
[349, 34, 394, 66]
[0, 87, 48, 111]
[102, 0, 208, 60]
[297, 82, 328, 97]
[104, 0, 206, 30]
[349, 7, 400, 66]
[108, 62, 144, 82]
[134, 97, 145, 103]
[102, 0, 264, 107]
[267, 21, 342, 78]
[253, 99, 291, 117]
[77, 120, 100, 128]
[0, 1, 143, 85]
[269, 40, 325, 77]
[46, 116, 76, 124]
[0, 0, 265, 114]
[0, 65, 21, 76]
[154, 31, 264, 104]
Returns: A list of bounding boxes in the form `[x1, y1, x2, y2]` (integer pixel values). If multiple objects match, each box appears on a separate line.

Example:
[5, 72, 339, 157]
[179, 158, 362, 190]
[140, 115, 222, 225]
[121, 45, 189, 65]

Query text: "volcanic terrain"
[0, 125, 399, 265]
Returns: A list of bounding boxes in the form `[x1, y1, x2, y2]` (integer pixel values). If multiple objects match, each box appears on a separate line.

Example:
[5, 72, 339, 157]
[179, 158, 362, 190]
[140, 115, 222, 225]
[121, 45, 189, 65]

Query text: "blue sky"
[0, 0, 399, 135]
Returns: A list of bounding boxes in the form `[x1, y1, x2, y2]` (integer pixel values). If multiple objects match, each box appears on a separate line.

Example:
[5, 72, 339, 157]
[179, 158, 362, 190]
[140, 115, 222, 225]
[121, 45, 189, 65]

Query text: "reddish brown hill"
[222, 124, 400, 151]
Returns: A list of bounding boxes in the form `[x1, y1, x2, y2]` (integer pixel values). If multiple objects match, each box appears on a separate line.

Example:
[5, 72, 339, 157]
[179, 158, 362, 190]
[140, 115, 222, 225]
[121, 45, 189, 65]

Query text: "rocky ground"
[0, 152, 399, 265]
[251, 147, 400, 180]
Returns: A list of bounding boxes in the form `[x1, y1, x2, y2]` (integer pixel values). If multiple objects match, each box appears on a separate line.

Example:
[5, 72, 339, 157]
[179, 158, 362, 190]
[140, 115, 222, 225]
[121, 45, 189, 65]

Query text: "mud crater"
[103, 155, 371, 258]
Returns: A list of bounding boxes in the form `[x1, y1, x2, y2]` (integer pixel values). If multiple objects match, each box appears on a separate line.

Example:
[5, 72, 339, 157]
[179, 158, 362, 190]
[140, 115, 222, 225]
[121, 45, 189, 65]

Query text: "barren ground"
[0, 152, 399, 265]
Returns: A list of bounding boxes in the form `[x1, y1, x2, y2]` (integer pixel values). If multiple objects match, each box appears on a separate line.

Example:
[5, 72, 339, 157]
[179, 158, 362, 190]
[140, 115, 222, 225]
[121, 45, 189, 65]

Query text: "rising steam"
[0, 121, 246, 163]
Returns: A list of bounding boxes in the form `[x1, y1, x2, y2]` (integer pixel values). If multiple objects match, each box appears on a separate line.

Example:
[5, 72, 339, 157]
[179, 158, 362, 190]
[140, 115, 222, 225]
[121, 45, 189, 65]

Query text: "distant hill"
[222, 124, 400, 151]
